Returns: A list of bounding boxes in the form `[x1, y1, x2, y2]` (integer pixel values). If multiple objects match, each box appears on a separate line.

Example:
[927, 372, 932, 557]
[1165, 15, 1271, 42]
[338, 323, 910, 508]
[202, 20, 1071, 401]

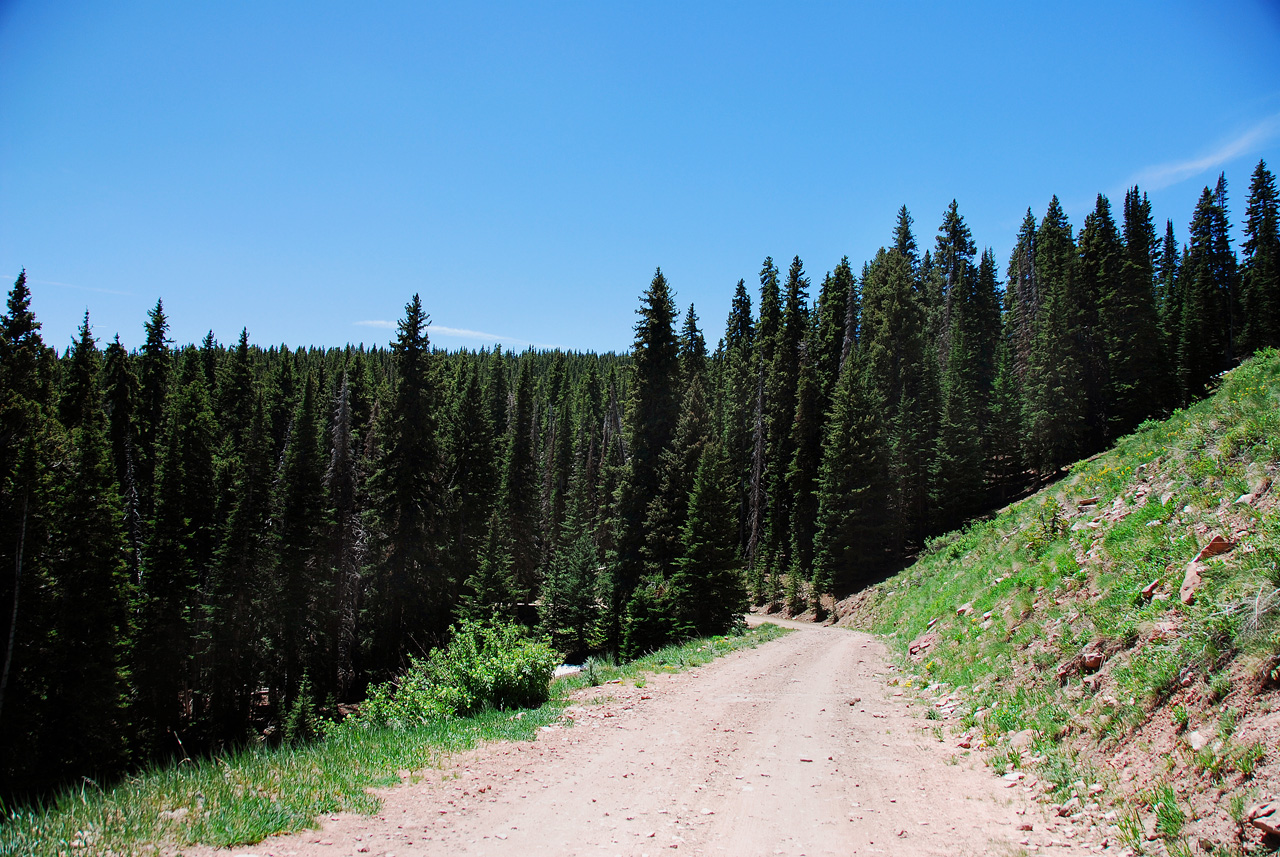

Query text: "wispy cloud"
[354, 318, 557, 348]
[30, 278, 134, 297]
[431, 324, 559, 349]
[1131, 113, 1280, 191]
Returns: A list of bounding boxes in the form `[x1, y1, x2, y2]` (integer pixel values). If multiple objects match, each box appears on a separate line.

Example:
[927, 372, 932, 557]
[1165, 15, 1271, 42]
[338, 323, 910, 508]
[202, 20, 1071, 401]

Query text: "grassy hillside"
[840, 348, 1280, 856]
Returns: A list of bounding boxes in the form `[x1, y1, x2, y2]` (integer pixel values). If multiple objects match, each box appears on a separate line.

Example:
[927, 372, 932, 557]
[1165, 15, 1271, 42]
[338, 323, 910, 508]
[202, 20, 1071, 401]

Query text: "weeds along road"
[203, 623, 1091, 857]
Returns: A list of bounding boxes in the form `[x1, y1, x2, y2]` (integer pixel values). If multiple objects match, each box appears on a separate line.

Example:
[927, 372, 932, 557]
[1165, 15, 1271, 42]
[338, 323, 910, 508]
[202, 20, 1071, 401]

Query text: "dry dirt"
[189, 620, 1094, 857]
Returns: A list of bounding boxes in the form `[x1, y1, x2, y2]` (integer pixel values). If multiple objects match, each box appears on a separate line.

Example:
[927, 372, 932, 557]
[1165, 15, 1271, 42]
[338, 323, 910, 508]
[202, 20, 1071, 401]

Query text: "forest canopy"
[2, 160, 1278, 799]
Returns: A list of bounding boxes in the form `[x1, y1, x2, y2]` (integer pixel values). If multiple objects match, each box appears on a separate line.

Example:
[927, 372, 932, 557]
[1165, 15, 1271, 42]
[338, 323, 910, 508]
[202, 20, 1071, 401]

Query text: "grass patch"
[0, 622, 790, 856]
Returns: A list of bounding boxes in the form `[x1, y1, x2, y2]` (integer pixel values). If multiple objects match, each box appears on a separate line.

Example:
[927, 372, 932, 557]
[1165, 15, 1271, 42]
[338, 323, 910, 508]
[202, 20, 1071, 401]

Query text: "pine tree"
[1006, 210, 1039, 384]
[135, 355, 217, 754]
[1023, 196, 1086, 473]
[763, 256, 809, 583]
[1077, 194, 1124, 445]
[326, 372, 364, 701]
[102, 335, 142, 581]
[811, 357, 892, 595]
[669, 442, 745, 638]
[135, 299, 171, 524]
[1155, 220, 1183, 408]
[365, 294, 445, 673]
[1180, 179, 1239, 398]
[1105, 187, 1163, 436]
[746, 258, 780, 587]
[609, 269, 679, 649]
[272, 372, 328, 706]
[1241, 159, 1280, 351]
[444, 361, 496, 605]
[44, 316, 132, 779]
[500, 358, 540, 601]
[719, 280, 755, 562]
[859, 245, 937, 547]
[785, 328, 822, 610]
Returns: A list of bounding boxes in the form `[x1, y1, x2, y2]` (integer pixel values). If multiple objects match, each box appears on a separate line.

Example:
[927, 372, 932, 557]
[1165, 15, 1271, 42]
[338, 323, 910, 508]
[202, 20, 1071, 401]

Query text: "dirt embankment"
[192, 624, 1089, 857]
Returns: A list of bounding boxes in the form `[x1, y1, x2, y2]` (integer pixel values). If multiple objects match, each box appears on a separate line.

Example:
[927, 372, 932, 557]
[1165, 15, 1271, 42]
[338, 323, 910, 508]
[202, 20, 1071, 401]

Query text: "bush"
[354, 620, 558, 729]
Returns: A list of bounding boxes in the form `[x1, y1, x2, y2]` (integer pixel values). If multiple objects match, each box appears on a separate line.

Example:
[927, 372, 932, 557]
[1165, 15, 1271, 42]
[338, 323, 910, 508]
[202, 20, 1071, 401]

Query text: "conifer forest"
[2, 161, 1279, 800]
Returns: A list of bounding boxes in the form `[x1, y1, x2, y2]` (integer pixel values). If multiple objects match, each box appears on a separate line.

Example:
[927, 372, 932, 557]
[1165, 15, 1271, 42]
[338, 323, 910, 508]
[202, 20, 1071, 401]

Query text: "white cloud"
[1131, 113, 1280, 191]
[430, 324, 559, 349]
[354, 319, 558, 348]
[31, 278, 134, 297]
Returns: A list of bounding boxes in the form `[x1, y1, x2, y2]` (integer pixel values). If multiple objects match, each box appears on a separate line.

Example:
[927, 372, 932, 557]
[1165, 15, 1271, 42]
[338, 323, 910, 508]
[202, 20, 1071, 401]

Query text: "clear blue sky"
[2, 2, 1279, 355]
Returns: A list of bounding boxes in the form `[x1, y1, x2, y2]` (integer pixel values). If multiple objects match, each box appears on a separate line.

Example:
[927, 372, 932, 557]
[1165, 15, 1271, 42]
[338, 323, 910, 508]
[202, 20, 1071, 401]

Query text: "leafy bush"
[354, 620, 558, 729]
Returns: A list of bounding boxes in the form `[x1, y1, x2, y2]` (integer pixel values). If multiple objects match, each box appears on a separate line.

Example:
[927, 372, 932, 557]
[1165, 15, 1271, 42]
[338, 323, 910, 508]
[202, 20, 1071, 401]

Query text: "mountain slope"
[838, 348, 1280, 855]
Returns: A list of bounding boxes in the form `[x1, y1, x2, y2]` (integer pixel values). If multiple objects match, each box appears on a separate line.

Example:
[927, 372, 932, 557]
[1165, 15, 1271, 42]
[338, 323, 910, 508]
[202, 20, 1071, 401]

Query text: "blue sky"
[2, 2, 1279, 354]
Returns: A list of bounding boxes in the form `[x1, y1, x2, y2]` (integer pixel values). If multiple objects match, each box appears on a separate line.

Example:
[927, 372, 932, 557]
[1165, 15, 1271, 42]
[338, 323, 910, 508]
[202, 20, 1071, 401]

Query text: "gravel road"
[200, 621, 1091, 856]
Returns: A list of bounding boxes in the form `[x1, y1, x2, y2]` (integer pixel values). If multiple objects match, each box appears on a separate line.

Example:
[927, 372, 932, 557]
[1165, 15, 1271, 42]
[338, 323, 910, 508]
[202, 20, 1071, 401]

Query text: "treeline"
[2, 159, 1278, 799]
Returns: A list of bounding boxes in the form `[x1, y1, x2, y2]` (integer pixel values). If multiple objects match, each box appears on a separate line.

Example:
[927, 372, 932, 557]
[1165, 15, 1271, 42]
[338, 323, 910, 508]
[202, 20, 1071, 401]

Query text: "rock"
[957, 736, 972, 749]
[1160, 491, 1174, 505]
[1088, 783, 1104, 796]
[1018, 823, 1034, 831]
[926, 617, 938, 630]
[1237, 493, 1257, 506]
[908, 632, 939, 658]
[1186, 729, 1208, 752]
[1253, 476, 1274, 497]
[956, 602, 974, 616]
[1194, 535, 1236, 562]
[1181, 561, 1207, 605]
[1248, 801, 1280, 838]
[1010, 729, 1036, 750]
[1140, 579, 1160, 599]
[1082, 650, 1105, 671]
[1077, 497, 1098, 507]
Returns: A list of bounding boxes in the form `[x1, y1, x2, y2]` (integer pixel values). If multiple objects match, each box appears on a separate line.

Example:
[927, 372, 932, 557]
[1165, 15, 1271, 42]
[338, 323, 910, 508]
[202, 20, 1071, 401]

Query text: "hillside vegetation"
[838, 349, 1280, 855]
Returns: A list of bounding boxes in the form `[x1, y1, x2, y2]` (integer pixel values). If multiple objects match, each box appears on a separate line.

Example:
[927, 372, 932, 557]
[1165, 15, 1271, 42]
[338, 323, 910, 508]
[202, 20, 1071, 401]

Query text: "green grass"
[0, 622, 790, 857]
[844, 349, 1280, 836]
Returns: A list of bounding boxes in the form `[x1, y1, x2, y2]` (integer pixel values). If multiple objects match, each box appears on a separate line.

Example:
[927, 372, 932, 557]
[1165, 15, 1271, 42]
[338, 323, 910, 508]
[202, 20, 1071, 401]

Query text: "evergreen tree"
[500, 358, 540, 601]
[272, 373, 328, 706]
[1241, 159, 1280, 351]
[1155, 220, 1183, 408]
[1077, 193, 1124, 445]
[609, 269, 679, 649]
[1023, 196, 1086, 473]
[746, 258, 780, 585]
[1006, 210, 1039, 383]
[859, 245, 937, 547]
[1106, 187, 1163, 436]
[326, 372, 364, 701]
[135, 356, 217, 754]
[1179, 179, 1239, 398]
[669, 442, 745, 637]
[365, 294, 445, 673]
[44, 318, 132, 780]
[811, 357, 892, 595]
[763, 256, 809, 583]
[103, 335, 142, 581]
[785, 328, 822, 610]
[135, 299, 171, 524]
[718, 280, 755, 561]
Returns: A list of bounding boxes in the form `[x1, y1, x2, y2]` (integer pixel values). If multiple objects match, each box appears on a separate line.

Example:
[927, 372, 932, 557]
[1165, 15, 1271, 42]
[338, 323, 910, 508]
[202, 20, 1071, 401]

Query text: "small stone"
[1181, 561, 1207, 606]
[1140, 580, 1159, 599]
[1018, 823, 1034, 831]
[956, 602, 974, 617]
[1249, 801, 1280, 838]
[1010, 729, 1035, 750]
[1186, 729, 1208, 752]
[1194, 535, 1236, 562]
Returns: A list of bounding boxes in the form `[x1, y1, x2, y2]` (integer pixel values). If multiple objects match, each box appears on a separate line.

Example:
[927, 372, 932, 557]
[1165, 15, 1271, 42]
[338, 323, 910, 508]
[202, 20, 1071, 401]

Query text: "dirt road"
[212, 623, 1091, 856]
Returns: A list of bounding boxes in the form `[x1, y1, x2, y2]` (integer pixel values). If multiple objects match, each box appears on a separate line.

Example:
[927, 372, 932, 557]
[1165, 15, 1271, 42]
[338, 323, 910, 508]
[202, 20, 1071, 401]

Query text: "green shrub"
[354, 620, 558, 729]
